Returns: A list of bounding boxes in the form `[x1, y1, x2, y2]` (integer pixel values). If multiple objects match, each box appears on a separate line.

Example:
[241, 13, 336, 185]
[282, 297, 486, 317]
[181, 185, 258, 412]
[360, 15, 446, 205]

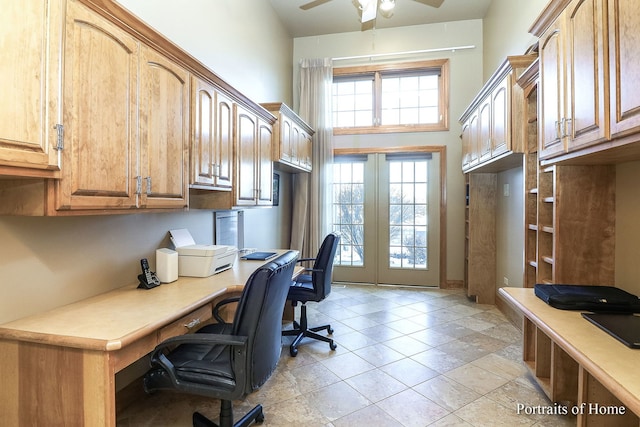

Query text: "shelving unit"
[520, 59, 540, 289]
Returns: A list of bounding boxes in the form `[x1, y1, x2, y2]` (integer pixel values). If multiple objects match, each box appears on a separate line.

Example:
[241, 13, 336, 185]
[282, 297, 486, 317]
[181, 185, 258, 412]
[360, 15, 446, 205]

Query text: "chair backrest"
[310, 232, 340, 301]
[231, 250, 298, 391]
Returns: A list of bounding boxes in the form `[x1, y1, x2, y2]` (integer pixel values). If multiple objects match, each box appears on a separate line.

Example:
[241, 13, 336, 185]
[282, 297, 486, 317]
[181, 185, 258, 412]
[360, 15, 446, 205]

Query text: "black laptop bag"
[534, 284, 640, 313]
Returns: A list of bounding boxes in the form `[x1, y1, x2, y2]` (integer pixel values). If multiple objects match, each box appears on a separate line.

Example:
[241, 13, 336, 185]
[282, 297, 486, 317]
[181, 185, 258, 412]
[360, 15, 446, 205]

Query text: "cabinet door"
[0, 0, 62, 173]
[491, 78, 510, 156]
[257, 120, 274, 206]
[56, 0, 138, 211]
[215, 91, 234, 190]
[191, 78, 216, 188]
[539, 20, 567, 159]
[235, 106, 258, 206]
[609, 0, 640, 138]
[139, 46, 189, 209]
[478, 99, 492, 162]
[467, 112, 480, 167]
[191, 79, 233, 190]
[299, 132, 313, 171]
[461, 120, 472, 170]
[566, 0, 608, 151]
[280, 115, 293, 163]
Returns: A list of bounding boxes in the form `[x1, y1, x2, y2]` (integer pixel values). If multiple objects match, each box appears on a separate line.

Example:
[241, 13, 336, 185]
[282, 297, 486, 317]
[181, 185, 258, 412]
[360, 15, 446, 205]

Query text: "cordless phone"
[138, 258, 161, 289]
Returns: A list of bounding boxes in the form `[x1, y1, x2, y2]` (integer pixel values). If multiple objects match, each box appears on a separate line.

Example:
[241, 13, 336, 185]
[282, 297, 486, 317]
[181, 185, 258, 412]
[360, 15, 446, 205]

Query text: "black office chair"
[283, 232, 340, 356]
[143, 251, 298, 427]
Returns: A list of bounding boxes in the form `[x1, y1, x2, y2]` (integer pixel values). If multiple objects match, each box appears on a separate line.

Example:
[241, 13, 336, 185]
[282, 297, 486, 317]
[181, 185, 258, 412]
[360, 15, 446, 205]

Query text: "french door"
[332, 151, 440, 286]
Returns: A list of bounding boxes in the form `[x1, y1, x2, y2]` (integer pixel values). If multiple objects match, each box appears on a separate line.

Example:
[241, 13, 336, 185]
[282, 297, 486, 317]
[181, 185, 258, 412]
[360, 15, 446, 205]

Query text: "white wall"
[0, 0, 293, 324]
[496, 167, 525, 288]
[482, 0, 549, 80]
[615, 161, 640, 295]
[293, 20, 484, 283]
[117, 0, 293, 103]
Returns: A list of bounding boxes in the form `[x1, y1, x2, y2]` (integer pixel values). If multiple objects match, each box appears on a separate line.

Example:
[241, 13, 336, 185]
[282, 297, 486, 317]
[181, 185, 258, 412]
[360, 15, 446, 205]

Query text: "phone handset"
[138, 258, 161, 289]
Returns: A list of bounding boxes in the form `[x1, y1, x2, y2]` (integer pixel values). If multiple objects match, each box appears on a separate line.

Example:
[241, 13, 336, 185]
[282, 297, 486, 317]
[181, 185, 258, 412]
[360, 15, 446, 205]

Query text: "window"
[332, 59, 449, 135]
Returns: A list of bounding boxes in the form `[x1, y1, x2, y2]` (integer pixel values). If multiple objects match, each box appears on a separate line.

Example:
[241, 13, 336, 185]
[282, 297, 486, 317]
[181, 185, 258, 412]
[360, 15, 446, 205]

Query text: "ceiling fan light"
[379, 0, 396, 12]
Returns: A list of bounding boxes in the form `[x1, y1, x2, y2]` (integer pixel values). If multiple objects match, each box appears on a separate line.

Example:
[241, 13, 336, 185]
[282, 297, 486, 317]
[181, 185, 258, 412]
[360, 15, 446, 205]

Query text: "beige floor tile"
[376, 389, 450, 427]
[413, 375, 481, 411]
[116, 285, 564, 427]
[445, 364, 511, 395]
[305, 381, 371, 421]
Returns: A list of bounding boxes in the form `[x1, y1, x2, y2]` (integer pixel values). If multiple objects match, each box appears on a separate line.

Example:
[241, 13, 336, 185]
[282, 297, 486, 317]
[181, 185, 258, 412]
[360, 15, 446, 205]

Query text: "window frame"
[332, 59, 450, 135]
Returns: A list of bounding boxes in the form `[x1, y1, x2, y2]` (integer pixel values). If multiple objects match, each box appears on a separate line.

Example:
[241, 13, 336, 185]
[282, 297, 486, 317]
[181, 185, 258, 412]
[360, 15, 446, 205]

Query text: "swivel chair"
[283, 232, 340, 356]
[143, 251, 298, 427]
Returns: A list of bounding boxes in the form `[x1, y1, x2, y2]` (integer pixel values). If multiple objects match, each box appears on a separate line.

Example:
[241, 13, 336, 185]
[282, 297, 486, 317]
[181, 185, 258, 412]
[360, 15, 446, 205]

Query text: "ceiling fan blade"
[361, 0, 377, 23]
[413, 0, 445, 8]
[300, 0, 333, 11]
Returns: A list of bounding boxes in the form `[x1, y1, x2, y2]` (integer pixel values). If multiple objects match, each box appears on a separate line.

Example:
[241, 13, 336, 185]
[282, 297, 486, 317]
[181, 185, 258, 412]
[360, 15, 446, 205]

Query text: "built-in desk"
[0, 250, 299, 426]
[499, 287, 640, 426]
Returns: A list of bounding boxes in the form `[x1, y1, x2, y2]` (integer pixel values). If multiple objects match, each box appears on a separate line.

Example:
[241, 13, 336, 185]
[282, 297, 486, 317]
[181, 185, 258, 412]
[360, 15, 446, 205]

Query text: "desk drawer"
[158, 304, 212, 342]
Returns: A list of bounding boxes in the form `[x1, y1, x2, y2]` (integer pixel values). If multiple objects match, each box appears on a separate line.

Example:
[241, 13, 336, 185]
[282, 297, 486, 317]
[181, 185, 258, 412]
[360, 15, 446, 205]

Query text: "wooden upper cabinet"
[459, 55, 535, 173]
[609, 0, 640, 138]
[261, 103, 314, 173]
[191, 78, 233, 191]
[539, 0, 608, 158]
[56, 0, 139, 211]
[0, 0, 62, 176]
[138, 45, 189, 209]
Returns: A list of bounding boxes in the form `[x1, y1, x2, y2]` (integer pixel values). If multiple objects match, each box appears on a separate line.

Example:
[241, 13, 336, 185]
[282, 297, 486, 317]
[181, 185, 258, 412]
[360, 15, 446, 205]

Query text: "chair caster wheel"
[256, 412, 265, 423]
[327, 326, 334, 335]
[329, 341, 337, 351]
[289, 346, 298, 357]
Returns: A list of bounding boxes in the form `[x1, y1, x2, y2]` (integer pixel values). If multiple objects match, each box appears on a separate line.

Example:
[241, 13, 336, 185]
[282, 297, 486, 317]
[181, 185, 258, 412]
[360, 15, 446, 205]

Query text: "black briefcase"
[534, 284, 640, 313]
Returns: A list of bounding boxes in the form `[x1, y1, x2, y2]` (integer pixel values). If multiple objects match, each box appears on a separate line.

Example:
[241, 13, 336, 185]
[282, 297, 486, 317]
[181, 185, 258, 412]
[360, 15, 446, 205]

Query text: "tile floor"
[117, 284, 575, 426]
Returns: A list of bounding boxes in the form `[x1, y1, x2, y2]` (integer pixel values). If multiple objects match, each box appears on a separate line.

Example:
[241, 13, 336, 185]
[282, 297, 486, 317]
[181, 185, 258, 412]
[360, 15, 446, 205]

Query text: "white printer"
[169, 229, 237, 277]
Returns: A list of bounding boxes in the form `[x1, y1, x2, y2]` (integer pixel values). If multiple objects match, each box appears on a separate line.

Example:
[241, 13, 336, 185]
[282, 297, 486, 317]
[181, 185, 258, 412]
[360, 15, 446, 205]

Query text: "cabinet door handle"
[184, 318, 201, 330]
[564, 118, 572, 139]
[146, 176, 152, 195]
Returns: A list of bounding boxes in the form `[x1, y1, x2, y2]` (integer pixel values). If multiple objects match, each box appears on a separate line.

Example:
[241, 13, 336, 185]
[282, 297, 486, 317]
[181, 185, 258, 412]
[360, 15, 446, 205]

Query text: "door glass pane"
[388, 160, 429, 269]
[333, 161, 365, 266]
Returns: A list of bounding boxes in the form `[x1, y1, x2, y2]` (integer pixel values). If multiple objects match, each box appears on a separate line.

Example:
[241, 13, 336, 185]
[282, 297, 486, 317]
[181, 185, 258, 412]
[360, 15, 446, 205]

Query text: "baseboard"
[443, 280, 463, 289]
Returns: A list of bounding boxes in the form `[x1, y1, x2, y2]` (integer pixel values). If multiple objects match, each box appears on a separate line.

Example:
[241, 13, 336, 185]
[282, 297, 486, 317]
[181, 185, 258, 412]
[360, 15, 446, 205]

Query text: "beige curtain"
[290, 58, 334, 257]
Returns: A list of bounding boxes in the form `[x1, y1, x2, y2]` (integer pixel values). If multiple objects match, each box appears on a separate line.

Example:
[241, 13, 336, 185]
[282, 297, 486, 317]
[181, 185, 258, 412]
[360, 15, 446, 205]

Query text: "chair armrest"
[213, 296, 241, 323]
[152, 333, 247, 353]
[149, 333, 248, 388]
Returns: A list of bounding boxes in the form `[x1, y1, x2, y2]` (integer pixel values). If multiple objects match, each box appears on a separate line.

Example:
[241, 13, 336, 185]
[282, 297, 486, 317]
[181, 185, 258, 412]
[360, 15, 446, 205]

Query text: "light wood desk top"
[499, 287, 640, 416]
[0, 251, 299, 352]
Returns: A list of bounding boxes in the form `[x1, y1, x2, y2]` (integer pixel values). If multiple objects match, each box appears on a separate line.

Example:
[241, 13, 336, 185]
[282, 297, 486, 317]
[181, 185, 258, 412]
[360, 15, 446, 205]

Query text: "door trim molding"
[334, 146, 447, 288]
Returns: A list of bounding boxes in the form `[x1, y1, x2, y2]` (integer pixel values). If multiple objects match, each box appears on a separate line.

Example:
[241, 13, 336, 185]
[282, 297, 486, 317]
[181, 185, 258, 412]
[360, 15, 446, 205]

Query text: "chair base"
[193, 401, 264, 427]
[282, 304, 337, 356]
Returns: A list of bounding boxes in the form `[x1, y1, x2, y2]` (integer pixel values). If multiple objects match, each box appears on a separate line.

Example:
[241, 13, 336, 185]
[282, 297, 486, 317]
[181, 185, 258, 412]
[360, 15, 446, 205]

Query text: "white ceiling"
[269, 0, 493, 37]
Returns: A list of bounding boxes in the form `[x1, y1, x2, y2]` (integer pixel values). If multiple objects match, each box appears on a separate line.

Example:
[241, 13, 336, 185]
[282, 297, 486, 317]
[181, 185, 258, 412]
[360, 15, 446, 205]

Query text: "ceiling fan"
[300, 0, 445, 24]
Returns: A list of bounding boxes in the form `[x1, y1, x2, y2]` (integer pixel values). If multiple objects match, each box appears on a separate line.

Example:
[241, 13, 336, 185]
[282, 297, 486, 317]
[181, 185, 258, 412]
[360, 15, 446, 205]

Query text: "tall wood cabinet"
[0, 0, 62, 177]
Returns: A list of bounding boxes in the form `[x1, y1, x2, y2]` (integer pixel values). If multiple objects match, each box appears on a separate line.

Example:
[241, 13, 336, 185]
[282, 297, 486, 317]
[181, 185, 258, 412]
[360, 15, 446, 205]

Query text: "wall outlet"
[503, 276, 509, 286]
